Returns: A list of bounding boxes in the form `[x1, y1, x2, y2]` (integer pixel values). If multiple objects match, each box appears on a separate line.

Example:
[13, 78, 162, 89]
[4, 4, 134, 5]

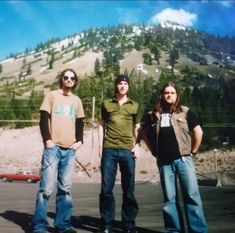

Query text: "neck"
[61, 87, 72, 95]
[116, 93, 128, 105]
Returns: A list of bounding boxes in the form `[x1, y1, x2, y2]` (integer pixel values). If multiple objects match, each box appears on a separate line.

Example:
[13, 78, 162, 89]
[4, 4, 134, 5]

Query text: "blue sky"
[0, 0, 235, 61]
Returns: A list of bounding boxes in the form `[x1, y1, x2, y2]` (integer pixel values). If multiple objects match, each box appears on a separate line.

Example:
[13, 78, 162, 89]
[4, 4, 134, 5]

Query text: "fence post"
[214, 148, 222, 187]
[91, 96, 95, 182]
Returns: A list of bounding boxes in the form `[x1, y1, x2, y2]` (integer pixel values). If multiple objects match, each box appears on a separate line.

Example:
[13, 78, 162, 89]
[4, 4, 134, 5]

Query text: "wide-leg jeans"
[32, 146, 76, 232]
[158, 156, 208, 233]
[99, 149, 138, 231]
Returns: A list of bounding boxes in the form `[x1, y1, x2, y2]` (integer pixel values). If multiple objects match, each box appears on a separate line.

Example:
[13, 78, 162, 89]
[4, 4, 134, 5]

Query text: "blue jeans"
[158, 156, 208, 233]
[99, 149, 138, 231]
[32, 146, 76, 232]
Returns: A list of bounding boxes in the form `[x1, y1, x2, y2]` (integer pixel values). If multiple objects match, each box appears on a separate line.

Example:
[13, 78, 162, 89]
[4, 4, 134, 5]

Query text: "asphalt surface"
[0, 182, 235, 233]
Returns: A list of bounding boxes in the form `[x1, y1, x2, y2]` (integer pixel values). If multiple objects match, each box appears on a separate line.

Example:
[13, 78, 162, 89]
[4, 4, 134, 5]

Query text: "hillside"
[1, 23, 235, 98]
[0, 50, 103, 96]
[0, 126, 158, 184]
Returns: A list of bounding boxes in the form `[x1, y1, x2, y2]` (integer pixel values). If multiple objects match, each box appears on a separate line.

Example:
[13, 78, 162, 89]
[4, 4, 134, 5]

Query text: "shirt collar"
[111, 97, 134, 104]
[58, 89, 72, 96]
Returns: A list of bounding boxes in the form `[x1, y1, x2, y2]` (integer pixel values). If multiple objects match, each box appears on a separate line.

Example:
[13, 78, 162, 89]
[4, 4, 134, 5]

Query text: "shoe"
[98, 228, 113, 233]
[104, 230, 112, 233]
[63, 229, 77, 233]
[123, 228, 138, 233]
[55, 228, 77, 233]
[33, 231, 48, 233]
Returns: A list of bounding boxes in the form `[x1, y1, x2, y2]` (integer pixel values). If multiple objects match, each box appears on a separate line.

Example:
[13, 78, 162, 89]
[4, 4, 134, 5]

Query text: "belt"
[58, 146, 69, 150]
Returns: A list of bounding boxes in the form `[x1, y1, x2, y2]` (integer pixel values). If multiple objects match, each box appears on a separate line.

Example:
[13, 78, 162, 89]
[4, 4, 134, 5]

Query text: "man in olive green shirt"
[98, 75, 141, 233]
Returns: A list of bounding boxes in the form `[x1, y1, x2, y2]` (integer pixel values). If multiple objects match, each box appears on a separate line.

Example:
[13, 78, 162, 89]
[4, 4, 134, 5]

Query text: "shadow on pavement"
[0, 210, 33, 233]
[0, 210, 49, 233]
[0, 210, 162, 233]
[72, 215, 162, 233]
[49, 213, 163, 233]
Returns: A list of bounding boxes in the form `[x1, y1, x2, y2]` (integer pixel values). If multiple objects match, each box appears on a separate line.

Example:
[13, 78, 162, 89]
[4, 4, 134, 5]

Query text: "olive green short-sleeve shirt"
[101, 98, 140, 150]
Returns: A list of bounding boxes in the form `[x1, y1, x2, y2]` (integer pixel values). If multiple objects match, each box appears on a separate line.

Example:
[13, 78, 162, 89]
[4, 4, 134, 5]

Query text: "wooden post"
[91, 96, 95, 181]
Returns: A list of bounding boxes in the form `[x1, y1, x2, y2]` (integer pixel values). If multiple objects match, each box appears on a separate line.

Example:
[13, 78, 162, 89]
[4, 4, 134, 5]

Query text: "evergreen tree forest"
[75, 67, 235, 151]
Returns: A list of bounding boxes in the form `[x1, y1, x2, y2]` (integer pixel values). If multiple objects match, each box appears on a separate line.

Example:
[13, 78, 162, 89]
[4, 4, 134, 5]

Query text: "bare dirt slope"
[0, 126, 158, 183]
[1, 126, 235, 185]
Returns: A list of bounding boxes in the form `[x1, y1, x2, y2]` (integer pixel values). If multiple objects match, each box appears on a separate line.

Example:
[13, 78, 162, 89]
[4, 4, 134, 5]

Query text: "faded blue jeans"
[32, 146, 76, 233]
[158, 156, 208, 233]
[99, 149, 138, 231]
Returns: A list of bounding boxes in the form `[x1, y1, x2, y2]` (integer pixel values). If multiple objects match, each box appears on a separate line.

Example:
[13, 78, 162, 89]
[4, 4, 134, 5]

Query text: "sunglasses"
[63, 76, 76, 81]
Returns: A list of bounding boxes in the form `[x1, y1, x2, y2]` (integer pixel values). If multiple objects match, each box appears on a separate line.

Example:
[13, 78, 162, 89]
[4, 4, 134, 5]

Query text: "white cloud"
[201, 0, 233, 7]
[117, 7, 141, 24]
[151, 8, 197, 27]
[218, 1, 233, 8]
[9, 1, 35, 21]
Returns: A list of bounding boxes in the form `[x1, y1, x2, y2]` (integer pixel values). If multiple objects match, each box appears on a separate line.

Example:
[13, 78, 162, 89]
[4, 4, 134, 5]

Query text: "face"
[62, 71, 76, 89]
[116, 81, 129, 96]
[163, 86, 177, 105]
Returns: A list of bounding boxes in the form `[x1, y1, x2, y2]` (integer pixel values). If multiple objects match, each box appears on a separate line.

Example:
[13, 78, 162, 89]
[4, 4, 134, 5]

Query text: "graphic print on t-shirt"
[54, 102, 77, 121]
[160, 113, 171, 127]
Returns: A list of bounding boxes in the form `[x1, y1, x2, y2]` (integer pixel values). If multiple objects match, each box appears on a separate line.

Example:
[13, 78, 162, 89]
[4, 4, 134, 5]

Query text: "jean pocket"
[41, 146, 57, 170]
[183, 156, 195, 170]
[69, 148, 76, 155]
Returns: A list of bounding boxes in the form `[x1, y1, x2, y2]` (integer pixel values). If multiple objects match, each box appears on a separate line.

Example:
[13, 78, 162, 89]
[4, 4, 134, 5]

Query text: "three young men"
[33, 71, 207, 233]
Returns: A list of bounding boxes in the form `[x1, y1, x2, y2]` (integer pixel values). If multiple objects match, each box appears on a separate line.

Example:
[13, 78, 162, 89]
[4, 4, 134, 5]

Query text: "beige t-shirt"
[40, 89, 85, 148]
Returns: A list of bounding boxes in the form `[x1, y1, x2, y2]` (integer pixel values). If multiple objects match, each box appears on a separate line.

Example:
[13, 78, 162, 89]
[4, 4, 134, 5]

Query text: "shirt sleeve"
[187, 110, 201, 130]
[134, 103, 141, 124]
[39, 110, 51, 142]
[75, 117, 85, 143]
[40, 92, 53, 114]
[77, 98, 85, 118]
[101, 102, 108, 122]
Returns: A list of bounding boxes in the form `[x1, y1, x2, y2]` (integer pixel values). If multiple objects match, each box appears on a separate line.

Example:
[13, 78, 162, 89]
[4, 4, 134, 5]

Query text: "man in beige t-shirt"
[32, 68, 85, 233]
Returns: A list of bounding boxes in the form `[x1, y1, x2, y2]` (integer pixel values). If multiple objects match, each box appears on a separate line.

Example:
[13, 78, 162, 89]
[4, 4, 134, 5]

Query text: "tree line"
[0, 66, 235, 150]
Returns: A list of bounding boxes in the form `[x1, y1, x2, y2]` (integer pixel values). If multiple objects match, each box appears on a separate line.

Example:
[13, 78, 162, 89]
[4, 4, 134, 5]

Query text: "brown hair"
[58, 68, 79, 90]
[155, 81, 181, 113]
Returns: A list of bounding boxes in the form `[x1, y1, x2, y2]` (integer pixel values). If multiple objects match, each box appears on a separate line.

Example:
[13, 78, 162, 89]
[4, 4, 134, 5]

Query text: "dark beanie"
[115, 75, 130, 86]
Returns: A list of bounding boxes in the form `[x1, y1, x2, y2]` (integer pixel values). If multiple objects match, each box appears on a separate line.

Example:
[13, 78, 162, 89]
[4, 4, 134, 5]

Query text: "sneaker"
[55, 228, 77, 233]
[33, 231, 48, 233]
[104, 230, 112, 233]
[98, 228, 113, 233]
[63, 229, 77, 233]
[123, 228, 138, 233]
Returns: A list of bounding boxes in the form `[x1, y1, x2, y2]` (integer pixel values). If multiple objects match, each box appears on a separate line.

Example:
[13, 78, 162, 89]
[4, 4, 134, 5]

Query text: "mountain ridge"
[1, 23, 235, 88]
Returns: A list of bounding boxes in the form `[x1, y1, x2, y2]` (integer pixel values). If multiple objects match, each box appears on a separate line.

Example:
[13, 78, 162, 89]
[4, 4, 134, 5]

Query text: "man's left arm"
[131, 123, 141, 159]
[191, 125, 203, 156]
[70, 117, 85, 150]
[131, 102, 142, 158]
[188, 110, 203, 156]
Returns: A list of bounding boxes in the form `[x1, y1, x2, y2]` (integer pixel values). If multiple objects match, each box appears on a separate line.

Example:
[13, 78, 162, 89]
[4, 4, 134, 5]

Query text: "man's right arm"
[39, 110, 55, 148]
[141, 112, 158, 157]
[98, 120, 105, 158]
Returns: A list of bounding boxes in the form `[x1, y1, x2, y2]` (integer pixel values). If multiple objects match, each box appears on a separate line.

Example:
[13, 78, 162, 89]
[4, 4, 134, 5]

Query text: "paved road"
[0, 182, 235, 233]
